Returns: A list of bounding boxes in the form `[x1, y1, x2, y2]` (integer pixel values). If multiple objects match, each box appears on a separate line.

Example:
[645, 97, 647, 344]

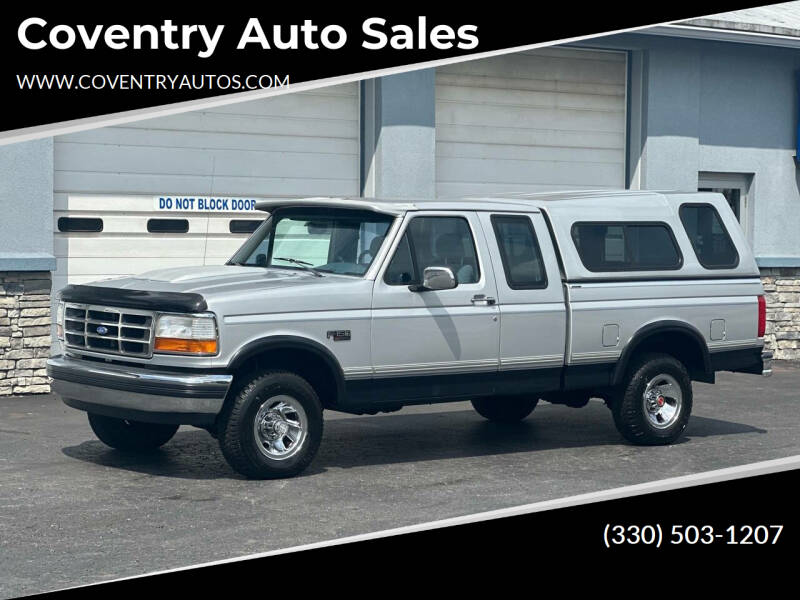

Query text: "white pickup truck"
[47, 190, 771, 478]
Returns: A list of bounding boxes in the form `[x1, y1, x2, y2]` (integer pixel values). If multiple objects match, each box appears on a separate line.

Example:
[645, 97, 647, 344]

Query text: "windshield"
[229, 208, 394, 277]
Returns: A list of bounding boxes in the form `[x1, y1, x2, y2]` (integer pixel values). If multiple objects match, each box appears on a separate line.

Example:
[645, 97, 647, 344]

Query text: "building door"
[435, 47, 628, 196]
[698, 172, 753, 242]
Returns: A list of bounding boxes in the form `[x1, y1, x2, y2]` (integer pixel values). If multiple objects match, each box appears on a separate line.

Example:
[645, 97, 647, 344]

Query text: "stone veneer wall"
[0, 272, 52, 395]
[761, 267, 800, 360]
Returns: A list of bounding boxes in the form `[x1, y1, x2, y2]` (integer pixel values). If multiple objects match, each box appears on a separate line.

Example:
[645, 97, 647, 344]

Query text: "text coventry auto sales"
[18, 18, 480, 58]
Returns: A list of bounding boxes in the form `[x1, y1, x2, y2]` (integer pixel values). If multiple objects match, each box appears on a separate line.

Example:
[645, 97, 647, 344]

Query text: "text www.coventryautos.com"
[16, 73, 290, 91]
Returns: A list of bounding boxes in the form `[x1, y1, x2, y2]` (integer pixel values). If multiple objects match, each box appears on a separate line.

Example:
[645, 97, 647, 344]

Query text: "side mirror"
[409, 266, 457, 292]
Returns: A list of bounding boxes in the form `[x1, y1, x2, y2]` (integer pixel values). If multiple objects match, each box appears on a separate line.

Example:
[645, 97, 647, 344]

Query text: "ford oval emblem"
[96, 325, 108, 335]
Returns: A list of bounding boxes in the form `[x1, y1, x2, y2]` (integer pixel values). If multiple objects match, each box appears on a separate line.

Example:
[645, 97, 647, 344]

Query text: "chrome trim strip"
[344, 355, 566, 379]
[708, 339, 764, 352]
[342, 366, 373, 380]
[372, 359, 498, 378]
[499, 355, 563, 370]
[569, 350, 621, 365]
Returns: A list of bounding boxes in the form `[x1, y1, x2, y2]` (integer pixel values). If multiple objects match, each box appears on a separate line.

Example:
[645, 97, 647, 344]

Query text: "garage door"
[435, 47, 627, 197]
[52, 84, 359, 293]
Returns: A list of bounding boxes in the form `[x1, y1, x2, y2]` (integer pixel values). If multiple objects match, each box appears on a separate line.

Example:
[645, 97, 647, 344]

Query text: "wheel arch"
[226, 335, 346, 409]
[612, 320, 713, 385]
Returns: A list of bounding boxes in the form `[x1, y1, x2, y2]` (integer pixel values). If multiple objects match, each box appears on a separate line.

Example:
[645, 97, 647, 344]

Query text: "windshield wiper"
[273, 257, 324, 277]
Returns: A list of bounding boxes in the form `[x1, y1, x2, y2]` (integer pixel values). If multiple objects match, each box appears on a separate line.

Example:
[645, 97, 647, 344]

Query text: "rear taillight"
[758, 295, 766, 338]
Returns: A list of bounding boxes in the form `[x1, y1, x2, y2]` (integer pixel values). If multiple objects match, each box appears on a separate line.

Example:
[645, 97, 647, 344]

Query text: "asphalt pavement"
[1, 362, 798, 597]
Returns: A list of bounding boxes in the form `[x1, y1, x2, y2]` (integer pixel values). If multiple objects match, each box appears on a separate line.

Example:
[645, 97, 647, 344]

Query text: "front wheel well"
[226, 346, 342, 411]
[617, 328, 712, 384]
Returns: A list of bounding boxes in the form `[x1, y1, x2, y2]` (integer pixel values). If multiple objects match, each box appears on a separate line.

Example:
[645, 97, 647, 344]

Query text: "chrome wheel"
[253, 395, 308, 460]
[642, 373, 682, 429]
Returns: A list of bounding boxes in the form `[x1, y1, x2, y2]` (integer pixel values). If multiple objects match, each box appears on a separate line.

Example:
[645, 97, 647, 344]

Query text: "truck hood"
[86, 265, 348, 297]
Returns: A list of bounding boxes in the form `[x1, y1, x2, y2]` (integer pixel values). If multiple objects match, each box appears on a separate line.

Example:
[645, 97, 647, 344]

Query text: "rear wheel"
[218, 370, 323, 479]
[612, 353, 692, 445]
[87, 413, 179, 451]
[471, 396, 538, 423]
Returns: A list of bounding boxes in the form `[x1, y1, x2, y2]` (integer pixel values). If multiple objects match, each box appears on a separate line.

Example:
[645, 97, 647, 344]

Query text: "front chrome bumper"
[47, 354, 233, 425]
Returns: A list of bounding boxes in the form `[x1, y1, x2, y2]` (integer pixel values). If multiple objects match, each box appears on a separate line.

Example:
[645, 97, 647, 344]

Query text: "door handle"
[471, 294, 496, 306]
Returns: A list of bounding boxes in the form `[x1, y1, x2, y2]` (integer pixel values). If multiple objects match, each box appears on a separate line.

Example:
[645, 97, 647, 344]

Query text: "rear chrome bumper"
[46, 354, 232, 425]
[762, 350, 773, 377]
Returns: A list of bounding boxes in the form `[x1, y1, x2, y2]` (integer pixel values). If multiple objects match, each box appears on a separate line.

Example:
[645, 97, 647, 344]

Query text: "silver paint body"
[56, 190, 764, 393]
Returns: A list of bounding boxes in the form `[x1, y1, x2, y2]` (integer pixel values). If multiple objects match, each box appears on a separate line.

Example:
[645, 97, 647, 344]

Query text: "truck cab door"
[477, 212, 566, 394]
[367, 211, 501, 404]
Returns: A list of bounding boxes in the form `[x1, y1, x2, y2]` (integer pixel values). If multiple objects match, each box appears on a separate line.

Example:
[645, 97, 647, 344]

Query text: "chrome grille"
[63, 303, 154, 357]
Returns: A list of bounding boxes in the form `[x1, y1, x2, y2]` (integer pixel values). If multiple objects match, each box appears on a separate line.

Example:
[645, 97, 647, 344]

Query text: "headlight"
[56, 301, 65, 340]
[154, 314, 218, 355]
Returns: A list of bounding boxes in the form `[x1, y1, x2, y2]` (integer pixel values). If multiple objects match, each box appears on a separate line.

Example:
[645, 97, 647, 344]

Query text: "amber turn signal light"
[154, 337, 218, 355]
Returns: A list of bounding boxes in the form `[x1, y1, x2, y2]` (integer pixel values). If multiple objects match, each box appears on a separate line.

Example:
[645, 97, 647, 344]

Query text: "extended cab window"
[491, 215, 547, 289]
[229, 208, 393, 277]
[571, 222, 682, 272]
[679, 203, 739, 269]
[385, 216, 480, 285]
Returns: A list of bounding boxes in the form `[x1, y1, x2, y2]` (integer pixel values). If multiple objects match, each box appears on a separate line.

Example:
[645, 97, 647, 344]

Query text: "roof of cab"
[254, 190, 669, 216]
[255, 195, 544, 215]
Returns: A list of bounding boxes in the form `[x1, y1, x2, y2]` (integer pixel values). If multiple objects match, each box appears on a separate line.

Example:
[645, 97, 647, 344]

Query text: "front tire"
[471, 396, 538, 423]
[218, 370, 323, 479]
[87, 413, 179, 451]
[612, 353, 692, 445]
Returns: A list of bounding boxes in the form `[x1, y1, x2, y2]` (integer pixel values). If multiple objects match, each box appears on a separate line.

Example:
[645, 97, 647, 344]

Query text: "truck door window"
[385, 216, 480, 285]
[490, 215, 547, 289]
[679, 203, 739, 269]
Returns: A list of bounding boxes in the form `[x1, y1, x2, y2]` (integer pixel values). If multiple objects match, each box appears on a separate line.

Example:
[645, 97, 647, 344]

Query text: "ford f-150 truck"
[47, 191, 772, 478]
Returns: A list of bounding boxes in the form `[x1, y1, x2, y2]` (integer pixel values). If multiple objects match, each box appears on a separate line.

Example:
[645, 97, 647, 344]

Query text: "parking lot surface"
[1, 362, 798, 597]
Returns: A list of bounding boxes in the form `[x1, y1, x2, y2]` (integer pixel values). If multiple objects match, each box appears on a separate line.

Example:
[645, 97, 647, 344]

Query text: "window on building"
[385, 216, 480, 285]
[57, 217, 103, 232]
[679, 203, 739, 269]
[229, 219, 263, 234]
[698, 172, 752, 240]
[571, 222, 682, 272]
[491, 215, 547, 289]
[147, 219, 189, 233]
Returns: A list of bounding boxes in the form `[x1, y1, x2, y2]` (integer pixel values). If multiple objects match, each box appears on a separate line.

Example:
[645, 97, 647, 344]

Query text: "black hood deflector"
[59, 284, 207, 313]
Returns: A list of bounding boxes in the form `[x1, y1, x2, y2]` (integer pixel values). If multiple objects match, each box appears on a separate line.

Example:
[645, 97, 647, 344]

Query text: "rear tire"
[471, 396, 538, 423]
[218, 370, 323, 479]
[612, 353, 692, 445]
[87, 413, 179, 451]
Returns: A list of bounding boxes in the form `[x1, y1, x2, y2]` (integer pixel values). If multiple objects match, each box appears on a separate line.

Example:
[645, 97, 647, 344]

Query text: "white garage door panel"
[54, 235, 209, 258]
[436, 124, 622, 152]
[53, 84, 358, 293]
[436, 78, 624, 106]
[54, 173, 358, 197]
[437, 142, 622, 164]
[436, 48, 627, 197]
[59, 128, 356, 155]
[54, 83, 358, 197]
[438, 158, 624, 186]
[55, 143, 356, 179]
[438, 47, 625, 84]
